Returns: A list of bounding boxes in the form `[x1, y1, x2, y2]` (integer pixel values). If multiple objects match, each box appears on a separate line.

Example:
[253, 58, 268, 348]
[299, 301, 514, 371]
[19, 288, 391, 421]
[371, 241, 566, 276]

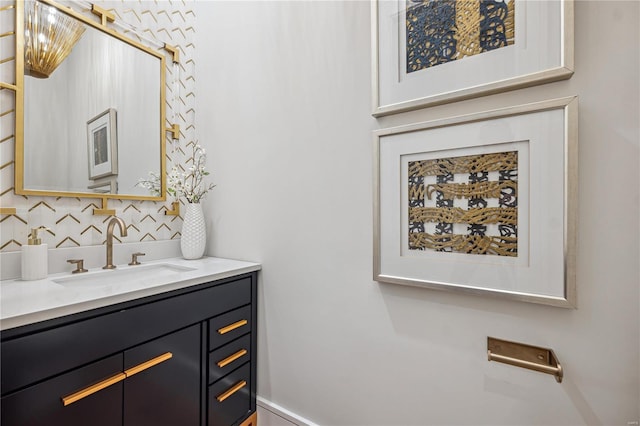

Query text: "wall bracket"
[93, 198, 115, 216]
[91, 4, 115, 26]
[167, 123, 180, 140]
[164, 201, 180, 216]
[164, 44, 180, 64]
[487, 337, 563, 383]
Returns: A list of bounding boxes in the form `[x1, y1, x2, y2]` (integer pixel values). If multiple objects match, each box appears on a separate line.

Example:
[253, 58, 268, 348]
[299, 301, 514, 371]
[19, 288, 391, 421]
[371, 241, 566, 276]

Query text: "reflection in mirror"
[24, 0, 86, 79]
[19, 0, 164, 198]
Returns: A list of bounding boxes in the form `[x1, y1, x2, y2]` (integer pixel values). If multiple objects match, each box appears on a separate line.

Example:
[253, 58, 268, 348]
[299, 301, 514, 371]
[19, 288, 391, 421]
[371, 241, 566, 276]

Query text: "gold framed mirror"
[13, 0, 167, 201]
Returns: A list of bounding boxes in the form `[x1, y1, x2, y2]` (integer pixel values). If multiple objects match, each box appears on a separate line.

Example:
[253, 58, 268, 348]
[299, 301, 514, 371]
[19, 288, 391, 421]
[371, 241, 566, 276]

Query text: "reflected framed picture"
[373, 97, 578, 307]
[372, 0, 574, 116]
[87, 108, 118, 180]
[87, 176, 117, 194]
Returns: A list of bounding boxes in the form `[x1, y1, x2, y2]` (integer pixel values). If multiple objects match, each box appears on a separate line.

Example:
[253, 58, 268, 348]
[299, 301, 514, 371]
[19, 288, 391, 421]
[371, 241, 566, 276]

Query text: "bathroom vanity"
[0, 257, 260, 426]
[2, 2, 258, 422]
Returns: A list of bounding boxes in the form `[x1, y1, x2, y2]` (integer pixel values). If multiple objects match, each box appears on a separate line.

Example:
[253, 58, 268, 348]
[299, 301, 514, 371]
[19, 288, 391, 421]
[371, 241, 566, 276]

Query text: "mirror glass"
[18, 0, 165, 198]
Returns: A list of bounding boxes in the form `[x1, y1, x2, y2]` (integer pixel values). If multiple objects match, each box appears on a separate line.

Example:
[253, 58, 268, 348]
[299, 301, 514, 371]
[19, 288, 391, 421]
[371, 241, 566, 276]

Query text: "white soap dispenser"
[21, 226, 49, 281]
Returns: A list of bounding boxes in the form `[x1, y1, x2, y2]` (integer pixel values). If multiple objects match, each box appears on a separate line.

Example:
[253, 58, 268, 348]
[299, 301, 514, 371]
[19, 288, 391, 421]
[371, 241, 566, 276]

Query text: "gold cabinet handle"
[61, 352, 173, 407]
[216, 380, 247, 402]
[62, 372, 126, 406]
[217, 349, 248, 368]
[217, 319, 248, 335]
[124, 352, 173, 378]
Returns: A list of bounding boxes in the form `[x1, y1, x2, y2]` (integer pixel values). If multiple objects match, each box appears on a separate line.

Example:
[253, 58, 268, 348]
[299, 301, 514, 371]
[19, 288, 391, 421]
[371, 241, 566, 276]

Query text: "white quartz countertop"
[0, 256, 261, 331]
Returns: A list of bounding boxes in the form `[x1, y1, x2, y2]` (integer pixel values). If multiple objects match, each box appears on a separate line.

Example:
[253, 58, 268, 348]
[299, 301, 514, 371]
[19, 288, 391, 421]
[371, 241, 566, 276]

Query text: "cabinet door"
[123, 324, 201, 426]
[0, 354, 123, 426]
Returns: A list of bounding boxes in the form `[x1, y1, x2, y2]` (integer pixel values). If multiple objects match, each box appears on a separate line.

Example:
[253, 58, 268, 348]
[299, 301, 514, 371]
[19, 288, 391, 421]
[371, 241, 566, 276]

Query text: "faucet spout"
[103, 217, 128, 269]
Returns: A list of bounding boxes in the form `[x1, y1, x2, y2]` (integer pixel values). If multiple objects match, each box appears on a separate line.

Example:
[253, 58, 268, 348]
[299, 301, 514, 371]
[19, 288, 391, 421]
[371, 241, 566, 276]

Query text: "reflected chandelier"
[24, 0, 85, 78]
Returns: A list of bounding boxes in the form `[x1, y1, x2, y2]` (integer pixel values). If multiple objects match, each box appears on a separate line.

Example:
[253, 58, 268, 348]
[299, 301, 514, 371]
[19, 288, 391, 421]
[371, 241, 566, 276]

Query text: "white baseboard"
[257, 396, 318, 426]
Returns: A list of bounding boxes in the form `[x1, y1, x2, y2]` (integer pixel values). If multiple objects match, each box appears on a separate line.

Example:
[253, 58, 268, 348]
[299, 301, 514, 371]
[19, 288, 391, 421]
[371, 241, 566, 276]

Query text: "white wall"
[195, 1, 639, 424]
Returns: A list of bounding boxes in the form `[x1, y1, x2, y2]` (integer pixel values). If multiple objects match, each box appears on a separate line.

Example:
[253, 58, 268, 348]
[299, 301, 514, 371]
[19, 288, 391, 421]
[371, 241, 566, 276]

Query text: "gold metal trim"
[218, 319, 248, 335]
[0, 56, 15, 65]
[239, 412, 258, 426]
[164, 43, 180, 63]
[217, 349, 248, 368]
[124, 352, 173, 378]
[14, 0, 167, 203]
[93, 209, 115, 215]
[93, 198, 115, 216]
[165, 201, 180, 216]
[14, 0, 23, 198]
[28, 200, 55, 212]
[0, 109, 15, 118]
[487, 337, 563, 383]
[0, 239, 22, 250]
[216, 380, 247, 403]
[0, 207, 17, 215]
[62, 372, 126, 406]
[167, 123, 180, 140]
[91, 4, 115, 26]
[56, 236, 80, 248]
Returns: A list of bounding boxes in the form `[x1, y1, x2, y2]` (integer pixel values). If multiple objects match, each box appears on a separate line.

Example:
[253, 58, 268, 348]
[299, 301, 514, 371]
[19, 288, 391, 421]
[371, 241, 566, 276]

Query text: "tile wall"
[0, 0, 196, 252]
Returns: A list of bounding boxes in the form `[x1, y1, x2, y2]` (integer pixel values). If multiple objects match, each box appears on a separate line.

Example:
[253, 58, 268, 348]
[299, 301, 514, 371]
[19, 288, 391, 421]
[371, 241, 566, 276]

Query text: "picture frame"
[371, 0, 574, 116]
[373, 97, 578, 307]
[87, 108, 118, 180]
[87, 176, 117, 194]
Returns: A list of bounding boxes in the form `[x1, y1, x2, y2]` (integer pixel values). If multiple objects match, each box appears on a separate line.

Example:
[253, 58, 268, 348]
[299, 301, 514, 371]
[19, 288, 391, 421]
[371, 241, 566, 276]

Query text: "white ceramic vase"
[181, 202, 206, 259]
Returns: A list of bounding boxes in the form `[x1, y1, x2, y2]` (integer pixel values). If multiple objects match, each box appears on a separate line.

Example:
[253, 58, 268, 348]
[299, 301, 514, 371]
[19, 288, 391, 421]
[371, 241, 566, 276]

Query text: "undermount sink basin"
[53, 263, 196, 288]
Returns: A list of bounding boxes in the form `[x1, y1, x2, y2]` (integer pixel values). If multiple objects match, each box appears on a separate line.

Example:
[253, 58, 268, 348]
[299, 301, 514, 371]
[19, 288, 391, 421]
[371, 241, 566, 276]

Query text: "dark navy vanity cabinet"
[0, 272, 258, 426]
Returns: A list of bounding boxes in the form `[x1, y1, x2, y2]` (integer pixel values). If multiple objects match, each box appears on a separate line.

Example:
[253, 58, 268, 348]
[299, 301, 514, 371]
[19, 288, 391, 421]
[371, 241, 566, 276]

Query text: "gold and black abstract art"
[408, 151, 518, 257]
[406, 0, 515, 73]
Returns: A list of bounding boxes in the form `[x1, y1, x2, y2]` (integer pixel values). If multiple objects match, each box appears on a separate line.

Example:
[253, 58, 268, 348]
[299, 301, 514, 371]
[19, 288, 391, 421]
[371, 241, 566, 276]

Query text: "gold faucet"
[103, 217, 128, 269]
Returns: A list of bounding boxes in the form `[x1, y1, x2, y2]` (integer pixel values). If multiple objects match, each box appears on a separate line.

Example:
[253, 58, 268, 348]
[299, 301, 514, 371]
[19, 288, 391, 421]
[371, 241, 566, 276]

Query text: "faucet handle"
[128, 252, 145, 266]
[67, 259, 88, 274]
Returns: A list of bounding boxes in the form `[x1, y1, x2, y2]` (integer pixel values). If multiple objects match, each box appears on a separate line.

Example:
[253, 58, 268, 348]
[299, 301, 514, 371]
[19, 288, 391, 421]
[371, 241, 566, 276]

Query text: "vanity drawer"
[2, 277, 251, 395]
[208, 362, 251, 426]
[1, 354, 123, 426]
[209, 334, 251, 385]
[209, 305, 252, 351]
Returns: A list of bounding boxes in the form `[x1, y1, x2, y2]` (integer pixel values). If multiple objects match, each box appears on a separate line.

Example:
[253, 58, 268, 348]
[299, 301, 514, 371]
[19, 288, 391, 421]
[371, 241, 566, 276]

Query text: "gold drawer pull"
[216, 380, 247, 402]
[218, 319, 248, 335]
[62, 372, 126, 406]
[61, 352, 173, 407]
[217, 349, 248, 368]
[125, 352, 173, 378]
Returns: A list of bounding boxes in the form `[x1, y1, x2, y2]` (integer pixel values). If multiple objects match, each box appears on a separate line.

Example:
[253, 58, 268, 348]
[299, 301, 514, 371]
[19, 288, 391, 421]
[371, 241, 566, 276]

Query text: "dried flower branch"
[137, 142, 215, 203]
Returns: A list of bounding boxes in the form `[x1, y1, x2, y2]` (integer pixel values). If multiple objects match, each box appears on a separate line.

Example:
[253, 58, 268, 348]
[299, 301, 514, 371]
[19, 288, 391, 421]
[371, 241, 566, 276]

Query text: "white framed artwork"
[372, 0, 574, 116]
[87, 108, 118, 180]
[373, 97, 578, 307]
